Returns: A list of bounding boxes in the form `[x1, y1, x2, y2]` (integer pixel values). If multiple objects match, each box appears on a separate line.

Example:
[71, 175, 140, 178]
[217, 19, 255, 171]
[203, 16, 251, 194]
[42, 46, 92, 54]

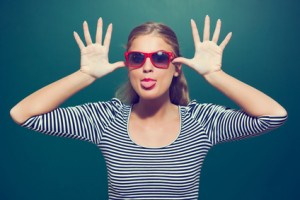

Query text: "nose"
[142, 58, 154, 73]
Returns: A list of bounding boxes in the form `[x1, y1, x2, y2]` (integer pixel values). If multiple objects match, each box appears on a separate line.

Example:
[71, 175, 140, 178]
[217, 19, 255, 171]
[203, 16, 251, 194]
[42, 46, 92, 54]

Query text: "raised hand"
[73, 18, 125, 79]
[172, 15, 232, 76]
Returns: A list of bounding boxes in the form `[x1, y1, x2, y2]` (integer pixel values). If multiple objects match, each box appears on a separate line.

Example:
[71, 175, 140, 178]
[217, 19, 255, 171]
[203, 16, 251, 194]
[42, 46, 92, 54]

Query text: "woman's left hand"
[172, 15, 232, 76]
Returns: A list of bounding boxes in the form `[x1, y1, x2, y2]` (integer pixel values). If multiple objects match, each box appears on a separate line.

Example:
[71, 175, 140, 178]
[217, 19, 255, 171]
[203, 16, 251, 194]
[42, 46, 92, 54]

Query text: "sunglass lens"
[128, 52, 145, 67]
[152, 51, 170, 68]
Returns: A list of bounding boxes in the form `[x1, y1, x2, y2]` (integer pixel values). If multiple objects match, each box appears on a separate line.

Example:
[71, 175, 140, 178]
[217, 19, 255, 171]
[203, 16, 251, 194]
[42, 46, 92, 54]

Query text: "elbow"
[10, 106, 27, 125]
[261, 103, 288, 118]
[273, 106, 288, 118]
[279, 108, 288, 118]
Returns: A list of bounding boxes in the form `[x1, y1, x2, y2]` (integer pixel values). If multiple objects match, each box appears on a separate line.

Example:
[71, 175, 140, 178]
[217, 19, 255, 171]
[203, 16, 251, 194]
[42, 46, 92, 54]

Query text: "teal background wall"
[1, 0, 299, 199]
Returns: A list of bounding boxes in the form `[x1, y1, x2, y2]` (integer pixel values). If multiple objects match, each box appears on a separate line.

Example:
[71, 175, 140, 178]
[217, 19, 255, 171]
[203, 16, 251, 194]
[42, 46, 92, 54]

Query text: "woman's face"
[127, 34, 180, 102]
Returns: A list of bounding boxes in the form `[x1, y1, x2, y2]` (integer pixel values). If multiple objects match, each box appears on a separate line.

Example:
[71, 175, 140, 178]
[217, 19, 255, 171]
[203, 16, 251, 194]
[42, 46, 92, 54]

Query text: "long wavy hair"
[115, 22, 190, 106]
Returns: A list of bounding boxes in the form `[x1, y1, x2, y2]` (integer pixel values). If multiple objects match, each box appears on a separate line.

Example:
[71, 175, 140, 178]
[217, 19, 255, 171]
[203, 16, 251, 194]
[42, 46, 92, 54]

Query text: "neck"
[133, 98, 176, 119]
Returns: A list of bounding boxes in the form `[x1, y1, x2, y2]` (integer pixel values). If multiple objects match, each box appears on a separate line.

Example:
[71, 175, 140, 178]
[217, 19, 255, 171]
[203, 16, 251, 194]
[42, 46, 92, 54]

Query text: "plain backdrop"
[1, 0, 299, 199]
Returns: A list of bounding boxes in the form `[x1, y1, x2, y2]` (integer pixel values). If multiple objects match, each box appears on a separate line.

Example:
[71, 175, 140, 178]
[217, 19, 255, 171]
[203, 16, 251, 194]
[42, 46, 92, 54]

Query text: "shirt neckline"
[126, 105, 182, 149]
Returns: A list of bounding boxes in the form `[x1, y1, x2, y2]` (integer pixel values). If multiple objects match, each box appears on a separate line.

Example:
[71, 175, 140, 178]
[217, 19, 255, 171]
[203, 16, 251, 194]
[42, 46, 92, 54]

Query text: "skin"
[127, 35, 180, 103]
[10, 16, 287, 147]
[173, 16, 287, 117]
[127, 35, 181, 147]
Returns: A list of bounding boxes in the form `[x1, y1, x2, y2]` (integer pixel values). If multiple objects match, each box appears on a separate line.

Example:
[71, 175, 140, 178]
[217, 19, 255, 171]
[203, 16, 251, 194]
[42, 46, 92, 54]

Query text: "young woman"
[10, 16, 287, 199]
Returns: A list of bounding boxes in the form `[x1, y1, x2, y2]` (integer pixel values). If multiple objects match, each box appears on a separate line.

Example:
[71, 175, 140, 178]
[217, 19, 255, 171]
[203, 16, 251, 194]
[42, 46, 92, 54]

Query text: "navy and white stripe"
[22, 98, 287, 199]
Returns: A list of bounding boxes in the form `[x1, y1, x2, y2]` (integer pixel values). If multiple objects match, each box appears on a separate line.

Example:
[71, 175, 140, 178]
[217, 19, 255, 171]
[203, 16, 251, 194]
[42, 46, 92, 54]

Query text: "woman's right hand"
[74, 18, 125, 79]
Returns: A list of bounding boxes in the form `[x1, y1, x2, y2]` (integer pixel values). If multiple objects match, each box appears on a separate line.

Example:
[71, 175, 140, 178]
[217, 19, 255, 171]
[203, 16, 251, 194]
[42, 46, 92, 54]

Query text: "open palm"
[74, 18, 124, 78]
[173, 15, 232, 75]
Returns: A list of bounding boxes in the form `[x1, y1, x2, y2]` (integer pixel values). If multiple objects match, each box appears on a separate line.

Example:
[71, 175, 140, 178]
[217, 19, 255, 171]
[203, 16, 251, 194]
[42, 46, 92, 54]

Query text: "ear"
[174, 64, 182, 77]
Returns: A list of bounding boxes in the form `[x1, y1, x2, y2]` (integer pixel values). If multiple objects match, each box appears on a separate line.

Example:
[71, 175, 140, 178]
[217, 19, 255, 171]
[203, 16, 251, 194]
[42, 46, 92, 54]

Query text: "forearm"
[10, 70, 96, 124]
[203, 70, 287, 117]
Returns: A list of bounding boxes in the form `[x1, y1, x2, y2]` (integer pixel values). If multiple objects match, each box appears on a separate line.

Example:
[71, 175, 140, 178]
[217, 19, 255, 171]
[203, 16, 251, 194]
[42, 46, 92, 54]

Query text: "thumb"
[112, 61, 126, 69]
[172, 57, 192, 66]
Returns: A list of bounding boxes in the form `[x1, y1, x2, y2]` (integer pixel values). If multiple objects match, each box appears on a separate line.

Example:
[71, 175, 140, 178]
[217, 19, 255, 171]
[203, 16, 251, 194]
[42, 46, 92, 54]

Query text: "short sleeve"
[21, 98, 124, 145]
[186, 100, 287, 146]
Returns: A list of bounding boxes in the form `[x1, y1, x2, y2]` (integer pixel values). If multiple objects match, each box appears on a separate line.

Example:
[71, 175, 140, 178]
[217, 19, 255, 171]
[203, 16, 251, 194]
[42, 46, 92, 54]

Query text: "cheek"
[166, 66, 177, 79]
[158, 69, 176, 87]
[162, 73, 175, 87]
[128, 70, 138, 80]
[128, 71, 140, 89]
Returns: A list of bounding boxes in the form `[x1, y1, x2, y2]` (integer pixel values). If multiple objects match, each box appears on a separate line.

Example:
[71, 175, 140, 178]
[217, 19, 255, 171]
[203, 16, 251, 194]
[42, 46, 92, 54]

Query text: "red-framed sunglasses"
[124, 51, 175, 69]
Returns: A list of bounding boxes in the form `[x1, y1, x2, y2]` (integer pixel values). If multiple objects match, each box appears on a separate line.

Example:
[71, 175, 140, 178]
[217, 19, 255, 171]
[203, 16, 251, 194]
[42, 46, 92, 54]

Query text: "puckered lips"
[140, 78, 157, 90]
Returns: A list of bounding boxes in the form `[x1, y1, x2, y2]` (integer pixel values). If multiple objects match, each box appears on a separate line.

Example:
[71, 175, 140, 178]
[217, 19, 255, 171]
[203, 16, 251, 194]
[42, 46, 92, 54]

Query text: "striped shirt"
[22, 98, 287, 199]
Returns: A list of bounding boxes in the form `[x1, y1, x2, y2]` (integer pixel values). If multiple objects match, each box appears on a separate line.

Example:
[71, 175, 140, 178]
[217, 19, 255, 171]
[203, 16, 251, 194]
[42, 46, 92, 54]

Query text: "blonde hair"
[115, 22, 190, 106]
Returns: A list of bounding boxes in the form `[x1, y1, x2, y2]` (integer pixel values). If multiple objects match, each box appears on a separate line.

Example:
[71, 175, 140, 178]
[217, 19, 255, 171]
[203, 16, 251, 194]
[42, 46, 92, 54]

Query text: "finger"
[73, 31, 85, 50]
[103, 23, 113, 48]
[191, 19, 201, 48]
[83, 21, 93, 45]
[212, 19, 221, 43]
[203, 15, 210, 41]
[96, 17, 103, 44]
[172, 57, 192, 67]
[220, 32, 232, 50]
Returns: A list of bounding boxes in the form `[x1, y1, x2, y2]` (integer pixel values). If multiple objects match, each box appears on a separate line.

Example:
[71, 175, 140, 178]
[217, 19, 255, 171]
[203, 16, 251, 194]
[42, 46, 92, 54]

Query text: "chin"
[138, 91, 170, 103]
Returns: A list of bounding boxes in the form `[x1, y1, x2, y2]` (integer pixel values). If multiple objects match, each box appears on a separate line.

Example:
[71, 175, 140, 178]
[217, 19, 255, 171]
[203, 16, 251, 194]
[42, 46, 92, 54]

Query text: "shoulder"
[184, 99, 226, 112]
[183, 99, 232, 118]
[79, 98, 127, 116]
